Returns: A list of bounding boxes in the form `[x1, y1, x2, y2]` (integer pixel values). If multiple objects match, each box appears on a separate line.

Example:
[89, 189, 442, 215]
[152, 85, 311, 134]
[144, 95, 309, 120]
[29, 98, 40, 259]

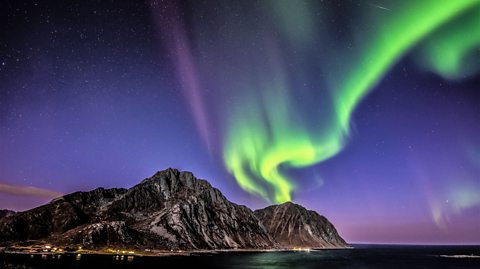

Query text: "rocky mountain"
[0, 210, 15, 219]
[0, 168, 347, 250]
[254, 202, 347, 248]
[0, 187, 128, 243]
[0, 168, 274, 250]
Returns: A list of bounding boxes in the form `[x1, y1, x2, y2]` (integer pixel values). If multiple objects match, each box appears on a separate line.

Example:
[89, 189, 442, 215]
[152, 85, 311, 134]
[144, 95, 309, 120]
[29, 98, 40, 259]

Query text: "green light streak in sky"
[416, 5, 480, 80]
[334, 0, 480, 133]
[267, 0, 315, 48]
[224, 0, 480, 203]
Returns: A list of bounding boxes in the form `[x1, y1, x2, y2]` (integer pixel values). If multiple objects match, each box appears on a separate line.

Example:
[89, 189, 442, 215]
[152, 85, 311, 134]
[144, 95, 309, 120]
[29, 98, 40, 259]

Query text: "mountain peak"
[264, 201, 309, 212]
[153, 167, 181, 177]
[140, 168, 197, 188]
[254, 202, 347, 248]
[278, 201, 299, 207]
[0, 168, 346, 250]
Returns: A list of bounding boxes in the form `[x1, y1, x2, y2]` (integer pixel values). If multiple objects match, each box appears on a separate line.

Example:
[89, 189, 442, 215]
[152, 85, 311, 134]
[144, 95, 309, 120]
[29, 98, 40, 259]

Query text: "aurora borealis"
[1, 0, 480, 244]
[193, 0, 480, 204]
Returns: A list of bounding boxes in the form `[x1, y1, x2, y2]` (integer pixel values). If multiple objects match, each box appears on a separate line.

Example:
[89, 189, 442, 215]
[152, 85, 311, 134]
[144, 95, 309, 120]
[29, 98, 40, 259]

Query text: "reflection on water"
[113, 255, 134, 263]
[1, 246, 480, 269]
[231, 252, 315, 269]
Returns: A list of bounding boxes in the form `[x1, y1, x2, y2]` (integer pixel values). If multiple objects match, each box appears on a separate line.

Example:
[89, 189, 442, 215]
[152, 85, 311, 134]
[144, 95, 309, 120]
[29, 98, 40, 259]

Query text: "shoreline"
[0, 246, 352, 257]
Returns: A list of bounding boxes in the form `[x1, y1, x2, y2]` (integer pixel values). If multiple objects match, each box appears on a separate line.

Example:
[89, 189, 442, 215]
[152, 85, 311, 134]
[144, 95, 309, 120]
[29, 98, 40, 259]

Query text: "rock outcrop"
[254, 202, 348, 248]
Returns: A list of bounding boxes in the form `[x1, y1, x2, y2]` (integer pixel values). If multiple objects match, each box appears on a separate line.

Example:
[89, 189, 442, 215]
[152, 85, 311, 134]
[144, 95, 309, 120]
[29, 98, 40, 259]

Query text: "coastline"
[2, 245, 480, 269]
[0, 245, 353, 257]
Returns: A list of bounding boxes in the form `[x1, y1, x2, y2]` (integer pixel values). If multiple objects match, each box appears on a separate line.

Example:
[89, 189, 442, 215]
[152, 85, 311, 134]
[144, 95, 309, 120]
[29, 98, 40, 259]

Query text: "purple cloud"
[0, 183, 63, 199]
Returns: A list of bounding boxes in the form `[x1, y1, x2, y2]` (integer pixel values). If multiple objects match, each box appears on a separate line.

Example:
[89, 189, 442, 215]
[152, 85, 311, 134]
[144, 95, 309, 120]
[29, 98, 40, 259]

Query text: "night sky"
[1, 0, 480, 244]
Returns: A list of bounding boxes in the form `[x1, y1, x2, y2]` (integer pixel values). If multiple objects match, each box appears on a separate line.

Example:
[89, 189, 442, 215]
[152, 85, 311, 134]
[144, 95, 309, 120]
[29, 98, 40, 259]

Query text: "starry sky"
[1, 0, 480, 244]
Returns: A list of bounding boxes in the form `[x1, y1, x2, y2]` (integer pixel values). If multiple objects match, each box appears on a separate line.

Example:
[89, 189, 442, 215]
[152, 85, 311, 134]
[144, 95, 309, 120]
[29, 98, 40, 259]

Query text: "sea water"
[1, 245, 480, 269]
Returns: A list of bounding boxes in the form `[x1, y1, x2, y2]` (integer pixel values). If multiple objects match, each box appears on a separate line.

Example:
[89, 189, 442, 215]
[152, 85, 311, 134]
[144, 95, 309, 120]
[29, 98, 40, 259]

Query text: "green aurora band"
[223, 0, 480, 203]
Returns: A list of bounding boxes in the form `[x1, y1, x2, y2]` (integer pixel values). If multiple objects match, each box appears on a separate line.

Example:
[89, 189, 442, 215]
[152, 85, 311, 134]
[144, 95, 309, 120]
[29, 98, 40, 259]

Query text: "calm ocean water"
[2, 245, 480, 269]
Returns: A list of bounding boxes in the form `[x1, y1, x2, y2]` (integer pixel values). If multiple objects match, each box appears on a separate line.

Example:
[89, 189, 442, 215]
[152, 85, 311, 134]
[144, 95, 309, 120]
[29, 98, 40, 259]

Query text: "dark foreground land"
[2, 245, 480, 269]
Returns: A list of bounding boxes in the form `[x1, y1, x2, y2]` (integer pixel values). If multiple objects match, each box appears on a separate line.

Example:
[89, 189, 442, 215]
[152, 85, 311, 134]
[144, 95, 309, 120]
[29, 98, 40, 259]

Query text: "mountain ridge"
[0, 168, 347, 250]
[255, 201, 347, 248]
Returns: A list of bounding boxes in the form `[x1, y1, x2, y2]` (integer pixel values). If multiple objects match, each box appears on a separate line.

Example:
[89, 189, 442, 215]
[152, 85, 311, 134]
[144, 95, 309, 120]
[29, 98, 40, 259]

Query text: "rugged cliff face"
[254, 202, 348, 248]
[0, 168, 274, 250]
[0, 168, 348, 250]
[104, 168, 275, 249]
[0, 188, 128, 242]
